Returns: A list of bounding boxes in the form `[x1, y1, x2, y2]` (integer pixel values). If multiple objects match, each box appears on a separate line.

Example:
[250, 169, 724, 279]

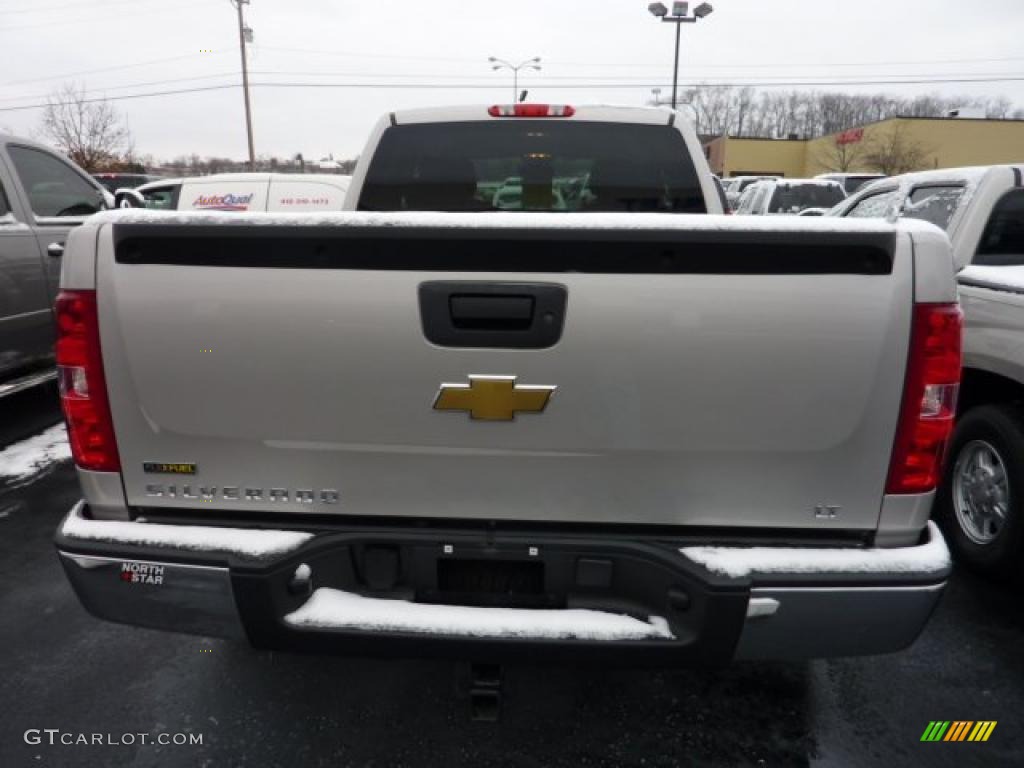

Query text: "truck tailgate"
[96, 213, 911, 531]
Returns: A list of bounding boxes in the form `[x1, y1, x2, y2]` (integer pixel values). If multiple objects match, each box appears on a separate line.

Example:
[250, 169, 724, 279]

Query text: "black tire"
[934, 404, 1024, 580]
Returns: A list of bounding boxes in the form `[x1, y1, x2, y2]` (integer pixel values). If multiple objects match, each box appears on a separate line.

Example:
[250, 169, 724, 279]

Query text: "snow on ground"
[62, 502, 313, 559]
[0, 423, 71, 484]
[681, 521, 950, 579]
[958, 264, 1024, 295]
[285, 588, 674, 641]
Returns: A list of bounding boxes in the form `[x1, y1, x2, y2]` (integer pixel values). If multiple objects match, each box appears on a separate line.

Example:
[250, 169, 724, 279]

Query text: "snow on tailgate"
[90, 207, 919, 235]
[681, 522, 950, 578]
[285, 588, 674, 641]
[62, 503, 312, 558]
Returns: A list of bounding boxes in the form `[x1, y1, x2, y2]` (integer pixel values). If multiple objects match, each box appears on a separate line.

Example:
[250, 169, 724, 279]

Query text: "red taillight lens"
[55, 290, 121, 472]
[885, 303, 963, 494]
[488, 104, 576, 118]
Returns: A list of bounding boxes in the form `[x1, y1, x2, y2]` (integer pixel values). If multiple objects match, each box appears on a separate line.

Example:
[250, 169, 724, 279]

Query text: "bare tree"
[40, 83, 130, 172]
[684, 84, 1021, 141]
[865, 122, 934, 175]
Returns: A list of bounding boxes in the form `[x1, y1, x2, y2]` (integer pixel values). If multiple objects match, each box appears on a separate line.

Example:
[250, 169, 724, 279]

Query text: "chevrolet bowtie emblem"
[433, 375, 556, 421]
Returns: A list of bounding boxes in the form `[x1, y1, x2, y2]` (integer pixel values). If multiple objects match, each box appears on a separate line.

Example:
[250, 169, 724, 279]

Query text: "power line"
[0, 52, 230, 87]
[256, 45, 1024, 73]
[5, 49, 1021, 93]
[2, 0, 209, 29]
[550, 55, 1024, 71]
[2, 75, 1023, 114]
[0, 0, 167, 15]
[0, 73, 241, 104]
[254, 45, 483, 65]
[5, 69, 1023, 107]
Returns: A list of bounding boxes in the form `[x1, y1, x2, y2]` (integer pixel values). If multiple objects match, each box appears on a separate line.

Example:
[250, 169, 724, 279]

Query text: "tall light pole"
[647, 2, 714, 110]
[488, 57, 541, 102]
[230, 0, 256, 170]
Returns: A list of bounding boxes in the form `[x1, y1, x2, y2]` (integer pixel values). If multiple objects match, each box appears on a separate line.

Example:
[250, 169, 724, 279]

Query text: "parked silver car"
[0, 133, 110, 397]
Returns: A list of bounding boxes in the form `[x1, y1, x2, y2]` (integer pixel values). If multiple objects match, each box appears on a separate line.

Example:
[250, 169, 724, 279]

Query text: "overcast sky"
[1, 0, 1022, 162]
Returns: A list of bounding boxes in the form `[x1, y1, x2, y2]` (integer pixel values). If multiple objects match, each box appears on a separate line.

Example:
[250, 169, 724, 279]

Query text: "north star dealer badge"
[120, 562, 164, 585]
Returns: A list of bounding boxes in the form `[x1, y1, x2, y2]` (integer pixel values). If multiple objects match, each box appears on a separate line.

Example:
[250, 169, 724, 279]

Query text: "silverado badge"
[433, 375, 556, 421]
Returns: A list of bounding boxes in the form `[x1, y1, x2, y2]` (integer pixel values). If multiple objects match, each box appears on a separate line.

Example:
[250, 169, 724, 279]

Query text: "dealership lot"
[1, 390, 1019, 768]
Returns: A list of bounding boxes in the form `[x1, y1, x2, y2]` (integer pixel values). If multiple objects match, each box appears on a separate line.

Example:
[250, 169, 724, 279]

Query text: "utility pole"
[231, 0, 256, 170]
[671, 19, 682, 109]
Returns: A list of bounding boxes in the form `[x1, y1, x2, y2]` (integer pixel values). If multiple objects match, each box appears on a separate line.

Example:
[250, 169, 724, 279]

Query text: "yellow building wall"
[716, 137, 807, 179]
[709, 118, 1024, 179]
[805, 118, 1024, 176]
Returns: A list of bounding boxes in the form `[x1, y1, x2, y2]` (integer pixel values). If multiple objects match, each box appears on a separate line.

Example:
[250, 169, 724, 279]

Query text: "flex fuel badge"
[143, 462, 197, 475]
[120, 562, 164, 586]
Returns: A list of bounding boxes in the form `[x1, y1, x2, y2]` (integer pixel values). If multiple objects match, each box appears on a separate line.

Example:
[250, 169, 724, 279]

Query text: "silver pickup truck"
[0, 133, 111, 398]
[834, 165, 1024, 580]
[55, 105, 960, 663]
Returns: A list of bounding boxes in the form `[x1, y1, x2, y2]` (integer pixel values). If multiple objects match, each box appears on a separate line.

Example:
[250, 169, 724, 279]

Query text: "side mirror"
[798, 208, 827, 217]
[115, 189, 146, 209]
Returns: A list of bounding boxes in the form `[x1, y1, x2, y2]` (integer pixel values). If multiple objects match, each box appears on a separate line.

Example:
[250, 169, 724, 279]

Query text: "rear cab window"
[358, 121, 706, 213]
[974, 188, 1024, 266]
[767, 183, 845, 214]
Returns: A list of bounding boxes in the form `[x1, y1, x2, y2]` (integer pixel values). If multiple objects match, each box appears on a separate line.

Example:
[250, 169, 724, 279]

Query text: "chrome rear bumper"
[58, 551, 247, 641]
[56, 502, 952, 661]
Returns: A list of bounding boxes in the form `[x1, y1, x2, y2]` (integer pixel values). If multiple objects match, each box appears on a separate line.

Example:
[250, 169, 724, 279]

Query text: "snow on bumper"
[681, 521, 950, 579]
[284, 588, 673, 641]
[54, 502, 951, 660]
[61, 500, 312, 559]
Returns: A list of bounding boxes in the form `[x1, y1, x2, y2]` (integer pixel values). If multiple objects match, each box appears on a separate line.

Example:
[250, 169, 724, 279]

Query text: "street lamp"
[489, 56, 542, 102]
[648, 1, 713, 109]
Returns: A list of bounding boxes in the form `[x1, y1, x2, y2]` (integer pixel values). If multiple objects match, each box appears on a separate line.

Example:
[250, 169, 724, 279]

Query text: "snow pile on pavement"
[681, 521, 950, 578]
[0, 423, 71, 484]
[62, 503, 313, 559]
[958, 264, 1024, 295]
[285, 588, 674, 641]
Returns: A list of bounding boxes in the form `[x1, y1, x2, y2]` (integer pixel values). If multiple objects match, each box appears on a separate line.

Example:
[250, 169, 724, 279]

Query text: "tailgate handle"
[419, 281, 567, 349]
[449, 294, 534, 330]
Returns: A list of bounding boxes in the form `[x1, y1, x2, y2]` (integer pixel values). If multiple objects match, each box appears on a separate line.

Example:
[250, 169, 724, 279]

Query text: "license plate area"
[432, 558, 554, 608]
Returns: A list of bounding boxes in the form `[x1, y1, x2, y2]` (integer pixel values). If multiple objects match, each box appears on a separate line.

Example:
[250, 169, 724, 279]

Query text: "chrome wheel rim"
[952, 439, 1010, 545]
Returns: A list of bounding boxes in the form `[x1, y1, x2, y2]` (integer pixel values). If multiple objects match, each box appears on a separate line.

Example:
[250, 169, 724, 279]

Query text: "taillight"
[55, 290, 121, 472]
[885, 303, 963, 494]
[488, 104, 576, 118]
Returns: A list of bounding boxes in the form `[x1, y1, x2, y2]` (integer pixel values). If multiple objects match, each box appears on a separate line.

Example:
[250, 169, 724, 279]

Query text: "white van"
[117, 173, 351, 213]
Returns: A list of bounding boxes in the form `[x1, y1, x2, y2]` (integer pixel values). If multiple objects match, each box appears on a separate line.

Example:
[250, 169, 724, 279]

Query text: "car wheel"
[934, 405, 1024, 580]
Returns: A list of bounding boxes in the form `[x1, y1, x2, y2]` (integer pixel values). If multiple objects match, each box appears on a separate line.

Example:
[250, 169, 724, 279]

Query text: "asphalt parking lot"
[0, 387, 1020, 768]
